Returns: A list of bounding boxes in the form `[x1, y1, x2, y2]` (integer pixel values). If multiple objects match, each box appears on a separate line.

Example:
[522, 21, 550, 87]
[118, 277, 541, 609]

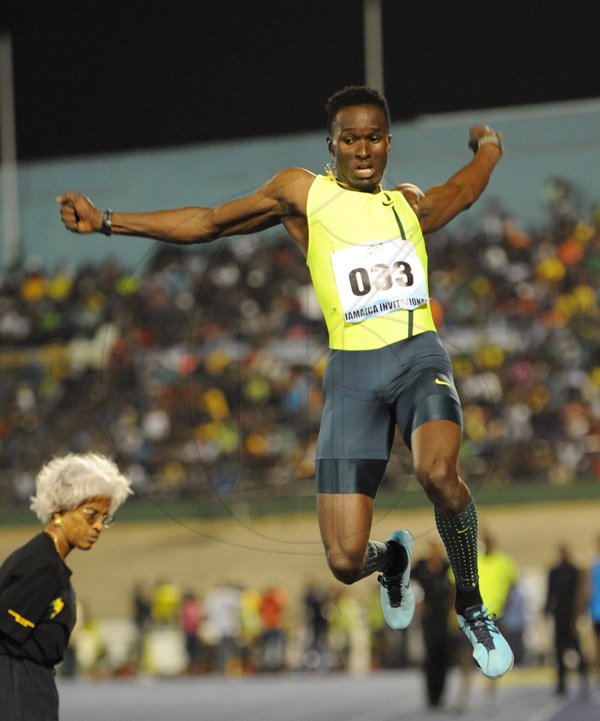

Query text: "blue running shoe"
[457, 604, 514, 679]
[377, 530, 414, 630]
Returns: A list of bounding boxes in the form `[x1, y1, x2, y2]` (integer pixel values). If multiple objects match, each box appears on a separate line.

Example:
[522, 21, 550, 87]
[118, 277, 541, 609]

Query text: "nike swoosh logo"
[457, 527, 470, 534]
[434, 378, 451, 386]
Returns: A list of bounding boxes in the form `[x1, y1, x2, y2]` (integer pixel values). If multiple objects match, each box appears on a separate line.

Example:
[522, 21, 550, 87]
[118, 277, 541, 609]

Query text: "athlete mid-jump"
[58, 85, 512, 679]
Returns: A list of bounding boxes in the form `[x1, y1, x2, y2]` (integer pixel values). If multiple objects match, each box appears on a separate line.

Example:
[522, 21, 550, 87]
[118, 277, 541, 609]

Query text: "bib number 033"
[331, 238, 428, 322]
[348, 261, 414, 296]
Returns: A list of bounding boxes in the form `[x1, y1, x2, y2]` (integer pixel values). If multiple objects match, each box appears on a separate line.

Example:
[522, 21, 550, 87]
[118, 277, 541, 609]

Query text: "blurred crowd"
[66, 576, 379, 679]
[1, 176, 600, 507]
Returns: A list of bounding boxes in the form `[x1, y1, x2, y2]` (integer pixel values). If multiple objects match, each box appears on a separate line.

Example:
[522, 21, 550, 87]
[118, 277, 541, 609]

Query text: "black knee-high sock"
[434, 496, 483, 613]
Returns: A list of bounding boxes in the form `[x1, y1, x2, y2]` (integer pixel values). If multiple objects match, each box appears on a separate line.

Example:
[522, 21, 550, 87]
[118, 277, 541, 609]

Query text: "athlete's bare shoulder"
[264, 167, 316, 216]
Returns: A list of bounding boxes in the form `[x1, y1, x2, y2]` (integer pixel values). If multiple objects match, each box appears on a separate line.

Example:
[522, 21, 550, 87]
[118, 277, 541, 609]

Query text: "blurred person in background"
[302, 581, 330, 672]
[0, 453, 132, 721]
[58, 84, 512, 679]
[130, 581, 151, 668]
[204, 582, 242, 674]
[589, 534, 600, 685]
[411, 537, 453, 709]
[477, 531, 519, 623]
[545, 542, 589, 697]
[150, 578, 182, 626]
[498, 579, 529, 667]
[258, 585, 289, 672]
[179, 589, 206, 672]
[327, 588, 362, 672]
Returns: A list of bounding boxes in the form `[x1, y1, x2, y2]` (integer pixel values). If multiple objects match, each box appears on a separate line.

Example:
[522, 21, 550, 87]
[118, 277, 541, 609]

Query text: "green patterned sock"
[434, 496, 482, 610]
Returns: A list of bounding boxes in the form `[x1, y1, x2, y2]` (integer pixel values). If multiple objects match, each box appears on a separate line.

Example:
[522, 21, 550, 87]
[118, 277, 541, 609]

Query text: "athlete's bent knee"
[325, 548, 365, 585]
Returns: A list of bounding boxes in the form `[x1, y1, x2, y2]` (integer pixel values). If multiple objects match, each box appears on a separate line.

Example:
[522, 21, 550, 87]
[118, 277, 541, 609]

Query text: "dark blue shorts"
[316, 331, 462, 497]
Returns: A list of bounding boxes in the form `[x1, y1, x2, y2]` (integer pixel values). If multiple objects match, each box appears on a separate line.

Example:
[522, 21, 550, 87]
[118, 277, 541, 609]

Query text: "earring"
[53, 517, 62, 527]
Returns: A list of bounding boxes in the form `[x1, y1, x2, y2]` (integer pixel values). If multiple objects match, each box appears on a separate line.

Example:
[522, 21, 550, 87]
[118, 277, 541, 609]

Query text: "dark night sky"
[1, 0, 599, 161]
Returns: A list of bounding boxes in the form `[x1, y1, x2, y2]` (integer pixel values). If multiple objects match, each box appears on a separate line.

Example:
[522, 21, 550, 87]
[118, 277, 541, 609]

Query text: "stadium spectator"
[204, 583, 242, 674]
[589, 534, 600, 685]
[411, 538, 454, 709]
[257, 585, 289, 672]
[179, 590, 206, 671]
[545, 543, 589, 697]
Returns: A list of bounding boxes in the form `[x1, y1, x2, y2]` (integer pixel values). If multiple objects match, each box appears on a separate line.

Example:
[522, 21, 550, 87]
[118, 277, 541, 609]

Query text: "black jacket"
[0, 533, 75, 666]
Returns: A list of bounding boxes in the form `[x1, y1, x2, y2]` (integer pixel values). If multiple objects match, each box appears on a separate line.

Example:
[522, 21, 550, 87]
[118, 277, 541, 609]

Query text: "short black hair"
[325, 85, 391, 134]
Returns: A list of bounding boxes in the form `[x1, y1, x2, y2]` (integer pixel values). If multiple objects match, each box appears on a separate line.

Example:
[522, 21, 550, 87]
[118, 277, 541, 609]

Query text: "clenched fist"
[57, 193, 103, 234]
[468, 125, 503, 155]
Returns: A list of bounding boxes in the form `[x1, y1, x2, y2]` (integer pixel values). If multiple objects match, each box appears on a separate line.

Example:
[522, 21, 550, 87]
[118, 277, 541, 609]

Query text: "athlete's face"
[57, 496, 112, 552]
[327, 104, 391, 193]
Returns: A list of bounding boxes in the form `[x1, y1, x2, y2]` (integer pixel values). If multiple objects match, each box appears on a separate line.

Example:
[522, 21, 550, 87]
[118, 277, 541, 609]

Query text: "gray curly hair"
[29, 453, 133, 523]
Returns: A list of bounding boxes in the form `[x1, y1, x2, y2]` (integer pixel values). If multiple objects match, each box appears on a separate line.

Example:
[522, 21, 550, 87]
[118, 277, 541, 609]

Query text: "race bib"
[331, 239, 428, 323]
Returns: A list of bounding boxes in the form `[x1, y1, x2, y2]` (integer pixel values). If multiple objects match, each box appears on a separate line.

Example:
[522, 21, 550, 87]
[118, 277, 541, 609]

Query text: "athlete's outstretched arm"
[57, 167, 313, 244]
[414, 125, 503, 234]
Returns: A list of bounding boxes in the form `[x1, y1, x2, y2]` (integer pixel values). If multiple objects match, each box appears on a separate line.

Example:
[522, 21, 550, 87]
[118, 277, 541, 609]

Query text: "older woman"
[0, 453, 132, 721]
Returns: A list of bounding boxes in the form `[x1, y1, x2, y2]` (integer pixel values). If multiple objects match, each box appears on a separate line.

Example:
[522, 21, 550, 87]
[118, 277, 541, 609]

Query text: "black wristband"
[100, 209, 113, 236]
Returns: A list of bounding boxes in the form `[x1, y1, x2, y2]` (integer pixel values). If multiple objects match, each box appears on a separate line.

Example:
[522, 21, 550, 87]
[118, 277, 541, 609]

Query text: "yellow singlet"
[306, 173, 437, 350]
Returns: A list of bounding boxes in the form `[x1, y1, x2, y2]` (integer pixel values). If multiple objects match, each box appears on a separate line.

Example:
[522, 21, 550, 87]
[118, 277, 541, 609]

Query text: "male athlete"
[58, 85, 513, 678]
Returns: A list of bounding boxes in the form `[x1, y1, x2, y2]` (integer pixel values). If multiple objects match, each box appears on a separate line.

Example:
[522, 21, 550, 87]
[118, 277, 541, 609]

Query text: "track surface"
[58, 670, 599, 721]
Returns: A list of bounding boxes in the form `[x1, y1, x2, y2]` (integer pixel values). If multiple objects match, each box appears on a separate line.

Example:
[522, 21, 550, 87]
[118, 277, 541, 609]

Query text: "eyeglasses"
[80, 506, 114, 528]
